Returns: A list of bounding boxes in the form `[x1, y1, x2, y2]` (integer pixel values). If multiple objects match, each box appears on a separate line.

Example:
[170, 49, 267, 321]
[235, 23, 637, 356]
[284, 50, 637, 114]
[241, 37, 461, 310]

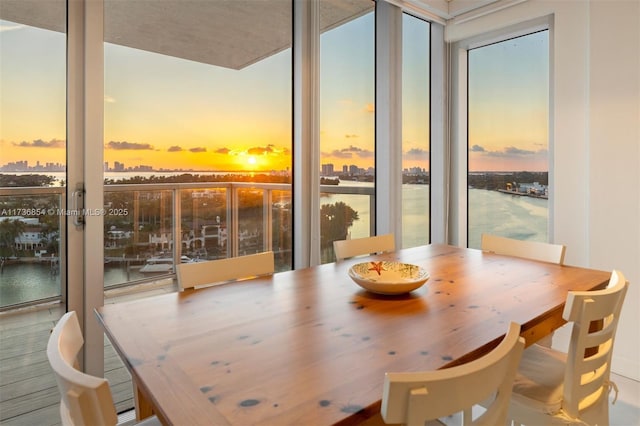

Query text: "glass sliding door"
[0, 2, 77, 422]
[467, 31, 549, 248]
[0, 11, 66, 309]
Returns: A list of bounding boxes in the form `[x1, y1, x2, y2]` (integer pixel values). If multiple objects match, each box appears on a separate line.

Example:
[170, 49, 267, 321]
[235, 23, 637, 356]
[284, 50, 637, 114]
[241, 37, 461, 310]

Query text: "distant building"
[321, 163, 334, 176]
[405, 166, 426, 174]
[0, 160, 64, 172]
[13, 228, 42, 250]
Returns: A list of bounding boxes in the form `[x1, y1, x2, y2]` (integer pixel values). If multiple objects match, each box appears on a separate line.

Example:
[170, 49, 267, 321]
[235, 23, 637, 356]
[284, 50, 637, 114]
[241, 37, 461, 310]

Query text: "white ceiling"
[0, 0, 373, 70]
[0, 0, 499, 69]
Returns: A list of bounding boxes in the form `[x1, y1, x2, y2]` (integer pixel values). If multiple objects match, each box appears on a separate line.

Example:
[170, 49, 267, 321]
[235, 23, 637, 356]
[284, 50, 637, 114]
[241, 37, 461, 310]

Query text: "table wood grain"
[95, 244, 610, 426]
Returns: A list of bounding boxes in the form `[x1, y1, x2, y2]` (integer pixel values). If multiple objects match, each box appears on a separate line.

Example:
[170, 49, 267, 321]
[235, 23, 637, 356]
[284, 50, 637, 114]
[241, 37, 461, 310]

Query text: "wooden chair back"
[176, 251, 274, 290]
[47, 311, 118, 426]
[561, 270, 628, 419]
[481, 233, 566, 265]
[333, 234, 395, 261]
[382, 322, 525, 426]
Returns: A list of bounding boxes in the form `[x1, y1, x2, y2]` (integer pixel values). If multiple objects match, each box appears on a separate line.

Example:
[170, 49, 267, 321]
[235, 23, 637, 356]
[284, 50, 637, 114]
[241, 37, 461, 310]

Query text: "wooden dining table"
[95, 244, 611, 426]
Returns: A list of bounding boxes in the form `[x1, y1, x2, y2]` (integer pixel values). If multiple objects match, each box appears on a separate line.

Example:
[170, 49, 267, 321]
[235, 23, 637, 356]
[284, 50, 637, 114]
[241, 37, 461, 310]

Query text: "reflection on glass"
[467, 31, 549, 248]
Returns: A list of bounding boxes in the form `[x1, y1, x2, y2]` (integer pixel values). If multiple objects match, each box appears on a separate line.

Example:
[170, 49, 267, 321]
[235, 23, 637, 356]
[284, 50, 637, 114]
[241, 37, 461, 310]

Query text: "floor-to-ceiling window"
[401, 13, 430, 248]
[103, 0, 293, 287]
[467, 30, 549, 248]
[319, 0, 375, 263]
[0, 16, 66, 309]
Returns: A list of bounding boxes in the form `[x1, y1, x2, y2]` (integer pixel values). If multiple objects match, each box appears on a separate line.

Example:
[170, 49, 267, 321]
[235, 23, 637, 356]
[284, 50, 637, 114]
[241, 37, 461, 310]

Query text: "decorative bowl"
[348, 261, 429, 295]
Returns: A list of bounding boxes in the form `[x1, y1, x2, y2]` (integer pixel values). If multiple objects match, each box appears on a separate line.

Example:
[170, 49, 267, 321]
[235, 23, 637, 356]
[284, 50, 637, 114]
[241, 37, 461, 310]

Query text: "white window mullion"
[293, 0, 320, 268]
[375, 0, 403, 244]
[448, 43, 468, 247]
[66, 0, 85, 350]
[430, 22, 448, 244]
[83, 0, 105, 377]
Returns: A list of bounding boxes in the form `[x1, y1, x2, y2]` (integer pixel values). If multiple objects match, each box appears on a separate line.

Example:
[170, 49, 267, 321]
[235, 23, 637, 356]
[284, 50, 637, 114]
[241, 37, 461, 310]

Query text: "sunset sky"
[1, 12, 547, 173]
[468, 30, 549, 172]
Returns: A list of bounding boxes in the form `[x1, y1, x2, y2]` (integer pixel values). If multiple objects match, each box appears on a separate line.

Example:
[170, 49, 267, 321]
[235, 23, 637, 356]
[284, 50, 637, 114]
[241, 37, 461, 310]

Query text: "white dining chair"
[333, 234, 395, 261]
[47, 311, 161, 426]
[481, 233, 566, 347]
[507, 270, 628, 426]
[176, 251, 274, 291]
[381, 322, 525, 426]
[481, 233, 566, 265]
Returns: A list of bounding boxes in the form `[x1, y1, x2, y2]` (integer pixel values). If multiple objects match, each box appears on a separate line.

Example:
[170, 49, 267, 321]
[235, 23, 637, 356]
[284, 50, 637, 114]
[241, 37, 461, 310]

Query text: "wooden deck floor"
[0, 280, 176, 426]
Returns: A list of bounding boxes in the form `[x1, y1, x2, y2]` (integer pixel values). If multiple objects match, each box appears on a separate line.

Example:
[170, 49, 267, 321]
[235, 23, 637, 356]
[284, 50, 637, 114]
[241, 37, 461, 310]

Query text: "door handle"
[71, 183, 85, 228]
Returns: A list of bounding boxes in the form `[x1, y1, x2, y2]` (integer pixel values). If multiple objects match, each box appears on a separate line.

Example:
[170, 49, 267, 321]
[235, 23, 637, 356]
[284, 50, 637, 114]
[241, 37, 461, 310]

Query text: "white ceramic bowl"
[348, 261, 429, 295]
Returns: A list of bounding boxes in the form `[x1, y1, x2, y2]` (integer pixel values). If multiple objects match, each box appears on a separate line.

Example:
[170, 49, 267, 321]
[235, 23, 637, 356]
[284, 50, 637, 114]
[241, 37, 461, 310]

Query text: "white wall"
[587, 0, 639, 380]
[446, 0, 639, 380]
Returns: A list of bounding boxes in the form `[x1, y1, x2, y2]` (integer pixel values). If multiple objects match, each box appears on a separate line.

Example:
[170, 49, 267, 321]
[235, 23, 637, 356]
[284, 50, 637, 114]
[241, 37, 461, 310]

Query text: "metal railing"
[1, 181, 374, 308]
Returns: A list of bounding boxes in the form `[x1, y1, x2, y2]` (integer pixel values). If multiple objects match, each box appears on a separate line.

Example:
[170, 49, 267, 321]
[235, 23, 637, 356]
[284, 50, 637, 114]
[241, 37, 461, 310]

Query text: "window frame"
[448, 17, 553, 247]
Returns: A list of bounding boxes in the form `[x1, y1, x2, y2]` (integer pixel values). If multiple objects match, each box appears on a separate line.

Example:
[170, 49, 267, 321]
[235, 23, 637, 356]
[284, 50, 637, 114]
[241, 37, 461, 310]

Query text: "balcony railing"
[0, 181, 374, 309]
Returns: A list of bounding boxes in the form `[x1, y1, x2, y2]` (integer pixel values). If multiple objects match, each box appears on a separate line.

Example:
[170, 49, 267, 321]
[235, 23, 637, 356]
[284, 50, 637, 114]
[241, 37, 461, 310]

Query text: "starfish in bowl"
[368, 261, 386, 276]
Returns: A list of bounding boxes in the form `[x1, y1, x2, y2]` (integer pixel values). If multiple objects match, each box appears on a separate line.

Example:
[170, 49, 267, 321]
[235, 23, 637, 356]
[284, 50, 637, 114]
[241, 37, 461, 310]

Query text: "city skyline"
[2, 158, 549, 176]
[1, 159, 426, 176]
[1, 11, 547, 174]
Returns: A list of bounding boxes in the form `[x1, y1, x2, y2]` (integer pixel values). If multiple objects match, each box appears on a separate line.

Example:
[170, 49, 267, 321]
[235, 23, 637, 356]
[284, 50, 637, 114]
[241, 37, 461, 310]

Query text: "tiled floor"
[437, 373, 639, 426]
[610, 373, 640, 426]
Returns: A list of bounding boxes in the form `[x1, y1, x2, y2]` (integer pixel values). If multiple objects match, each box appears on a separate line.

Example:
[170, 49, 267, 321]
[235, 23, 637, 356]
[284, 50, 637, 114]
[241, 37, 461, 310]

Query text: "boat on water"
[139, 255, 197, 275]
